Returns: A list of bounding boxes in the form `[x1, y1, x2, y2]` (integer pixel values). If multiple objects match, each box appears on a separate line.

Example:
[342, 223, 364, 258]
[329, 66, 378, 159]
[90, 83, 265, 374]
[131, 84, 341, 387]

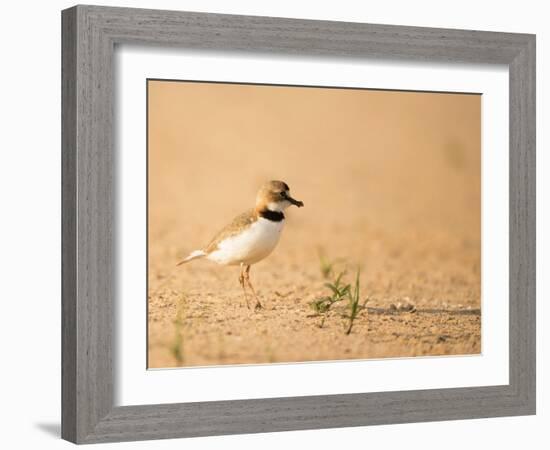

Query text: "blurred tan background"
[148, 80, 481, 368]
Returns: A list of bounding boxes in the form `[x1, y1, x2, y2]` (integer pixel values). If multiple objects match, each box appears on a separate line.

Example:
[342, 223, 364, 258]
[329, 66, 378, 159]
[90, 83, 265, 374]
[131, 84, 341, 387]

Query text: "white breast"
[207, 218, 284, 266]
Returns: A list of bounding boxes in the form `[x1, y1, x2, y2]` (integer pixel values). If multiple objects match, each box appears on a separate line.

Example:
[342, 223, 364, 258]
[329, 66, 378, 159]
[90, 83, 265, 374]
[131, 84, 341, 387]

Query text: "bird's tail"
[176, 250, 207, 266]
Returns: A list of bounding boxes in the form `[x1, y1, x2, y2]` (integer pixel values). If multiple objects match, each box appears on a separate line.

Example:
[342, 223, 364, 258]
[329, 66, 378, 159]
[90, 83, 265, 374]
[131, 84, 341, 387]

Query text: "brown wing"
[204, 209, 257, 254]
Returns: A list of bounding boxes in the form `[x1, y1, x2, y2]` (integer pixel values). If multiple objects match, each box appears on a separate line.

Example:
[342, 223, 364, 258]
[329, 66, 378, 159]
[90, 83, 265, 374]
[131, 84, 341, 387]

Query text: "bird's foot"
[254, 301, 263, 311]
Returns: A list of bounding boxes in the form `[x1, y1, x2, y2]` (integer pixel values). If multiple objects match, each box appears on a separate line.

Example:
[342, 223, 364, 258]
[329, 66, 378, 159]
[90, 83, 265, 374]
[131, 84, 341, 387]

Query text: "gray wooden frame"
[61, 4, 536, 444]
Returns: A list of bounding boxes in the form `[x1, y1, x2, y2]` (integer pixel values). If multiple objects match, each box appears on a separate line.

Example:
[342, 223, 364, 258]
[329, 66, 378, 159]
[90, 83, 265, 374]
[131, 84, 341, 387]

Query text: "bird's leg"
[239, 263, 250, 309]
[245, 265, 262, 310]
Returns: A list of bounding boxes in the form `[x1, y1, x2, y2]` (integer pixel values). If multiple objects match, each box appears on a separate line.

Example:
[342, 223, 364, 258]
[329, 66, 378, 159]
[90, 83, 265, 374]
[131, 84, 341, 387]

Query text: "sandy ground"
[147, 81, 482, 368]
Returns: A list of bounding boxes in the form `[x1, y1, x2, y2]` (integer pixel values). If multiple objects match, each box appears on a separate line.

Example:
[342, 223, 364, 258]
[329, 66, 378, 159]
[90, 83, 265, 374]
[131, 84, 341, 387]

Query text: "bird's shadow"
[35, 422, 61, 438]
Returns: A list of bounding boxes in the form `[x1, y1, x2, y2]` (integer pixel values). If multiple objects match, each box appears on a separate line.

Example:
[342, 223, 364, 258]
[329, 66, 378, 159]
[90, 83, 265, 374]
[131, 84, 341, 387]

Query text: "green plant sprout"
[310, 258, 369, 333]
[318, 250, 335, 279]
[344, 269, 369, 335]
[170, 294, 186, 364]
[310, 271, 350, 327]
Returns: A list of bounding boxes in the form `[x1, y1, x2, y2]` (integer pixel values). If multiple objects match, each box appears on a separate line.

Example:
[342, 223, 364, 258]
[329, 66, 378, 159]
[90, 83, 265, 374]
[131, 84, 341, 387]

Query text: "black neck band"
[259, 209, 285, 222]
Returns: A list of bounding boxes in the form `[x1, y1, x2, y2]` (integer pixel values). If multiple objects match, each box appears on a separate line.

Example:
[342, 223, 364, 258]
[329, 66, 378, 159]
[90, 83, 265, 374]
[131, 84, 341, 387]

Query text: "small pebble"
[390, 301, 416, 313]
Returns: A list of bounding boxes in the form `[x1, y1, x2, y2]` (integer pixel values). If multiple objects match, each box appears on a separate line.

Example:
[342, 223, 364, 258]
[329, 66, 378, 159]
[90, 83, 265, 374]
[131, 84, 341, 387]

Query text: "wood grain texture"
[61, 7, 77, 443]
[61, 4, 536, 444]
[508, 36, 536, 409]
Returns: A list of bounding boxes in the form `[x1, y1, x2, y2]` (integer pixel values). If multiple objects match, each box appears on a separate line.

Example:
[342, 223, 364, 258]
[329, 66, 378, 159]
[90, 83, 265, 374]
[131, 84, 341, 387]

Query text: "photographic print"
[147, 80, 481, 368]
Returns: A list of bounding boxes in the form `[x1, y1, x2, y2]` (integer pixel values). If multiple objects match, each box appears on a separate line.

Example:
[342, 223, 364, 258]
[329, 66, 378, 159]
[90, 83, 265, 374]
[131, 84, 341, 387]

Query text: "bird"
[177, 180, 304, 310]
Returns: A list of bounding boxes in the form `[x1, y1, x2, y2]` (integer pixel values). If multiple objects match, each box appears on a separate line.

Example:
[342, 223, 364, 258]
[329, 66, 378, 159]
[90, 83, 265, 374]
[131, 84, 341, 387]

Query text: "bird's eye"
[280, 191, 287, 197]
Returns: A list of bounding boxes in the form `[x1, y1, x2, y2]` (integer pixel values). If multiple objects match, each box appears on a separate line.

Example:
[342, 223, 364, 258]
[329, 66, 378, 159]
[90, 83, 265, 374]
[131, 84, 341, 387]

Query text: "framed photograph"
[61, 5, 536, 444]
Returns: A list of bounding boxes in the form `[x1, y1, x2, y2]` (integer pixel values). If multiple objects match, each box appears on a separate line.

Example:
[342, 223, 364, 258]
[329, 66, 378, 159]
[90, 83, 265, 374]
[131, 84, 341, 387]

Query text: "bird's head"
[256, 180, 304, 212]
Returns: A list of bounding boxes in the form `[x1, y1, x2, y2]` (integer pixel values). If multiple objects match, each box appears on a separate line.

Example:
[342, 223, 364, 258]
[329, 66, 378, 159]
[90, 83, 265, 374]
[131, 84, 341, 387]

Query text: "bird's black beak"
[287, 195, 304, 208]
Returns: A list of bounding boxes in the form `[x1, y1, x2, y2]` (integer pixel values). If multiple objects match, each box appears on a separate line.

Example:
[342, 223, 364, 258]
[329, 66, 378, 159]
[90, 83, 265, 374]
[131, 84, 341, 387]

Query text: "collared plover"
[177, 180, 304, 310]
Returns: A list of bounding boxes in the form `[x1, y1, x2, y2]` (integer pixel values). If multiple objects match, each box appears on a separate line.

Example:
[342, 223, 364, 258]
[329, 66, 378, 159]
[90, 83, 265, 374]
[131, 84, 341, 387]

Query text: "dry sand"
[147, 81, 482, 368]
